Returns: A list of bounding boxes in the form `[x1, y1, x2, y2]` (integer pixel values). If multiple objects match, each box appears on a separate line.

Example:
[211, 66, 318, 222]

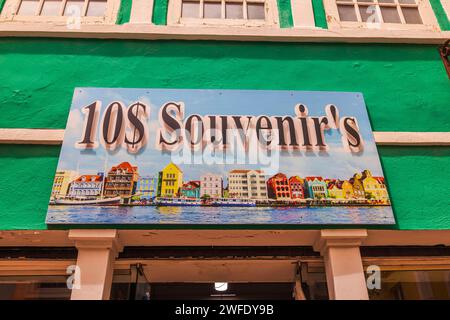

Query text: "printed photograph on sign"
[46, 88, 395, 225]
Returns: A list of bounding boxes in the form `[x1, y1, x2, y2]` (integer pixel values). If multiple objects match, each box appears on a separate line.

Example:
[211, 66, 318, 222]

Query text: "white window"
[323, 0, 439, 30]
[0, 0, 120, 23]
[168, 0, 279, 26]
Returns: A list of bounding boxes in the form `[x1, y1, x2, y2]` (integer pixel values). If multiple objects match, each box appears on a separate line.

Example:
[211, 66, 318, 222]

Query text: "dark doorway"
[149, 283, 294, 300]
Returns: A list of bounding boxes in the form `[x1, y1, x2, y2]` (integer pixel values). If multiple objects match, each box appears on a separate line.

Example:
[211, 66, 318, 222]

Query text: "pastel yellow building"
[160, 162, 183, 197]
[341, 180, 355, 199]
[327, 182, 344, 199]
[374, 177, 389, 202]
[51, 170, 78, 199]
[350, 173, 365, 199]
[327, 180, 354, 200]
[361, 170, 389, 202]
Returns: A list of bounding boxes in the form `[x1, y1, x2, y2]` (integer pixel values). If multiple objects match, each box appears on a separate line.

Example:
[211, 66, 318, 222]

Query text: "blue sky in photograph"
[56, 88, 385, 182]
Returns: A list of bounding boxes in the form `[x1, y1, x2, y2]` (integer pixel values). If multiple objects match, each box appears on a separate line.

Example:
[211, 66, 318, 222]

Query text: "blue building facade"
[137, 175, 158, 200]
[181, 181, 201, 198]
[304, 177, 328, 200]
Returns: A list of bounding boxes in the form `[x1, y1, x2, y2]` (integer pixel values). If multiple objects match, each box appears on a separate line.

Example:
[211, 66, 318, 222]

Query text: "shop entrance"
[110, 259, 329, 300]
[147, 283, 295, 300]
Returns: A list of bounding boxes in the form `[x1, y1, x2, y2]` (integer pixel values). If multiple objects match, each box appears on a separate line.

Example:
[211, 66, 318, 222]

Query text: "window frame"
[0, 0, 121, 24]
[323, 0, 440, 31]
[167, 0, 279, 27]
[362, 256, 450, 299]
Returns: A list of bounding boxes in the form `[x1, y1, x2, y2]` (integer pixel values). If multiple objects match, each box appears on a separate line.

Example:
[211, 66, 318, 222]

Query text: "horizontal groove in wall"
[119, 246, 320, 259]
[0, 129, 449, 146]
[360, 246, 450, 257]
[0, 247, 77, 259]
[0, 246, 449, 259]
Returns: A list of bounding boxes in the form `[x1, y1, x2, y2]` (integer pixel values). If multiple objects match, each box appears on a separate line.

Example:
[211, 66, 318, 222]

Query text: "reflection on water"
[157, 206, 183, 215]
[46, 205, 395, 225]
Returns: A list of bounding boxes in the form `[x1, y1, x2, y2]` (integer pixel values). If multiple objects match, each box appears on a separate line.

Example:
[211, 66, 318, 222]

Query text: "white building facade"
[200, 173, 223, 198]
[228, 169, 268, 199]
[68, 174, 104, 198]
[51, 170, 78, 199]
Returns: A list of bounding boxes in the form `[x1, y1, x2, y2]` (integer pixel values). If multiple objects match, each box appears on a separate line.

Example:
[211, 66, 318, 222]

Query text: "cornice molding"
[0, 23, 449, 44]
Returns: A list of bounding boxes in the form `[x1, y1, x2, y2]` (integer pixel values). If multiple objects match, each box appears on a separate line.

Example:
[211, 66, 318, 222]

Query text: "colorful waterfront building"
[228, 169, 267, 199]
[305, 177, 328, 199]
[200, 173, 223, 198]
[289, 176, 305, 200]
[181, 181, 201, 198]
[51, 170, 78, 199]
[361, 170, 389, 201]
[267, 173, 291, 200]
[2, 0, 450, 301]
[373, 177, 389, 203]
[137, 175, 158, 200]
[350, 173, 365, 199]
[341, 180, 355, 199]
[68, 174, 104, 198]
[327, 180, 344, 199]
[103, 162, 139, 202]
[160, 162, 183, 197]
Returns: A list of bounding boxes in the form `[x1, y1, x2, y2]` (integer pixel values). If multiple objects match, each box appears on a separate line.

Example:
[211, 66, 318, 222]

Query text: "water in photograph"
[46, 205, 395, 225]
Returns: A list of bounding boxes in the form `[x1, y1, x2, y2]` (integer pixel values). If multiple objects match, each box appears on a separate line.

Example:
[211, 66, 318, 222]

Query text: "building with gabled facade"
[267, 173, 291, 200]
[341, 180, 355, 199]
[160, 162, 183, 197]
[350, 173, 366, 199]
[373, 177, 389, 203]
[327, 180, 343, 199]
[181, 181, 201, 198]
[103, 162, 139, 201]
[228, 169, 267, 199]
[289, 176, 305, 200]
[68, 173, 104, 198]
[305, 177, 328, 199]
[361, 170, 389, 202]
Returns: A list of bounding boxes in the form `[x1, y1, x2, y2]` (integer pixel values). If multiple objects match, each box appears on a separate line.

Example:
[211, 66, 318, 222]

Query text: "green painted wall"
[277, 0, 294, 28]
[0, 38, 449, 230]
[1, 39, 448, 131]
[0, 0, 6, 13]
[312, 0, 328, 29]
[152, 0, 168, 25]
[116, 0, 132, 25]
[380, 147, 450, 230]
[430, 0, 450, 31]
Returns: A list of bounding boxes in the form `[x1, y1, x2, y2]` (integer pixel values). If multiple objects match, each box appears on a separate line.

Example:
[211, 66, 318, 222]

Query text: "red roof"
[110, 162, 137, 173]
[374, 177, 385, 184]
[289, 176, 304, 183]
[182, 181, 200, 189]
[305, 176, 324, 181]
[327, 181, 343, 190]
[74, 175, 103, 182]
[268, 173, 288, 180]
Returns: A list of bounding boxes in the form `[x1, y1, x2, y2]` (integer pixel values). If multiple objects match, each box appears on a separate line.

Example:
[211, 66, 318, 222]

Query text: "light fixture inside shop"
[214, 282, 228, 292]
